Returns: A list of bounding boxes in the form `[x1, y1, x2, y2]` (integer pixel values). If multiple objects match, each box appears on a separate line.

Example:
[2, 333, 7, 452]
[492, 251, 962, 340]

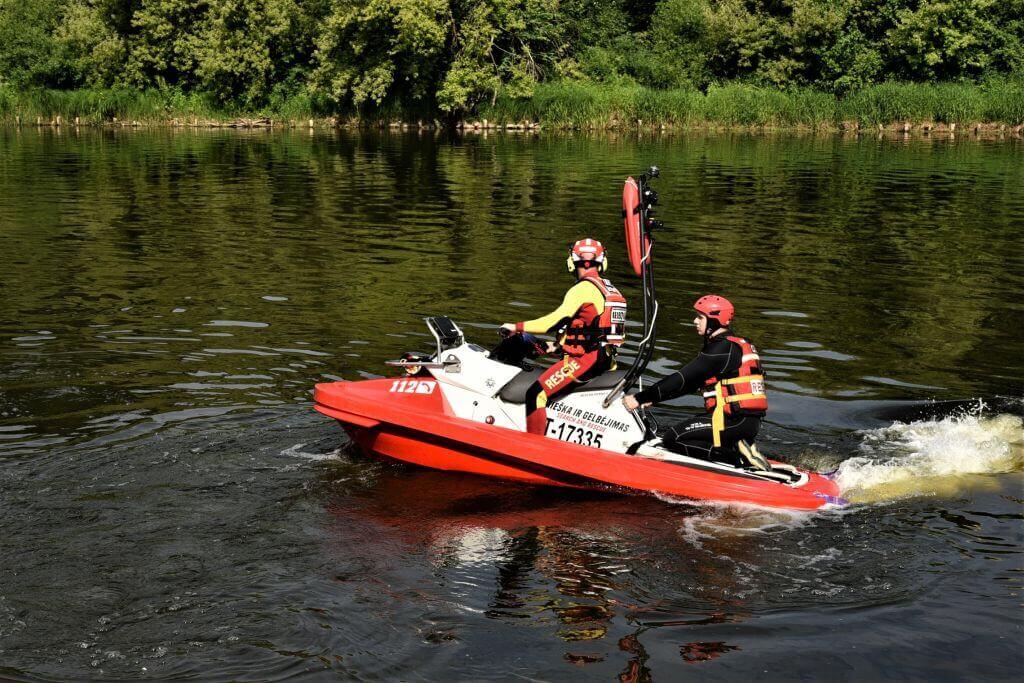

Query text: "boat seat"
[497, 368, 628, 404]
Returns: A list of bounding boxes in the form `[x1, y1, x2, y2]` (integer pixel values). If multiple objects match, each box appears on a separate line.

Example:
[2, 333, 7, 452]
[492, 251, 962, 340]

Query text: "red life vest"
[561, 276, 627, 356]
[702, 336, 768, 416]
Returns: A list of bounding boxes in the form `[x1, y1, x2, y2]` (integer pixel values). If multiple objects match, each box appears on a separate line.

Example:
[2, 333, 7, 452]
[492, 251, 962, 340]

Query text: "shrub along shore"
[2, 81, 1022, 133]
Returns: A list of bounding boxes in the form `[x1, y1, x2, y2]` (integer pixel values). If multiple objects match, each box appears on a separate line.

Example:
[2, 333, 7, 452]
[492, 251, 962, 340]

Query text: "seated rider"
[622, 295, 771, 471]
[501, 238, 627, 436]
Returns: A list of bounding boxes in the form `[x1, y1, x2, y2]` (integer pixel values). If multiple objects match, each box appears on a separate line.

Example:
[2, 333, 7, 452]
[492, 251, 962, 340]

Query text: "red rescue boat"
[314, 168, 845, 510]
[314, 377, 842, 509]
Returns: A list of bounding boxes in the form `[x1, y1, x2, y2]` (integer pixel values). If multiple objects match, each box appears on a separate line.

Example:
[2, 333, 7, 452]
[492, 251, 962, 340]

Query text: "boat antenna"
[603, 166, 662, 409]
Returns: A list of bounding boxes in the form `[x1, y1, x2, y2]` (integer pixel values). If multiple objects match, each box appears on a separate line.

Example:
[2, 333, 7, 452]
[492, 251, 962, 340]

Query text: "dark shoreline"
[4, 119, 1021, 140]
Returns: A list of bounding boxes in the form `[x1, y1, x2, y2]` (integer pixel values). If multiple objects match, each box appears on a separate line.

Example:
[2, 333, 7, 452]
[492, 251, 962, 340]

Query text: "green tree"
[194, 0, 298, 106]
[885, 0, 1018, 81]
[1, 0, 1022, 117]
[648, 0, 711, 87]
[55, 1, 127, 87]
[987, 0, 1024, 75]
[124, 0, 208, 89]
[437, 0, 566, 112]
[312, 0, 449, 111]
[528, 0, 635, 84]
[0, 0, 73, 87]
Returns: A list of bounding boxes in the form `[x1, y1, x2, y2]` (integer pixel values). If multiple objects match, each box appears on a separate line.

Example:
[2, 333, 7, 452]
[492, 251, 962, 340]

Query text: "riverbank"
[2, 81, 1022, 133]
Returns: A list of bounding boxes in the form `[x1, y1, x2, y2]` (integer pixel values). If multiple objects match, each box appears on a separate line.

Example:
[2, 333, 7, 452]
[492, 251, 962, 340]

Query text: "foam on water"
[668, 499, 817, 547]
[837, 409, 1024, 502]
[279, 442, 344, 461]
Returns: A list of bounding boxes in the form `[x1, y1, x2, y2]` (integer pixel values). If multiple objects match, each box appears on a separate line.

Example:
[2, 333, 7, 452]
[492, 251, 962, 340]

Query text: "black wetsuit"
[633, 329, 763, 466]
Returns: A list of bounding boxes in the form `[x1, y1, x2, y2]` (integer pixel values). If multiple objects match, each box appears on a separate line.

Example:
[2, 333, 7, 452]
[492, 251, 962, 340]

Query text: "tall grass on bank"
[483, 80, 1024, 128]
[2, 81, 1021, 128]
[0, 86, 317, 124]
[0, 86, 231, 123]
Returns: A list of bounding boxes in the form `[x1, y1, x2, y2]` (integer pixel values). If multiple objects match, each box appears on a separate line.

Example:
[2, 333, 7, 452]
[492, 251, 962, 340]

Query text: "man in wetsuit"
[501, 238, 627, 435]
[622, 294, 771, 470]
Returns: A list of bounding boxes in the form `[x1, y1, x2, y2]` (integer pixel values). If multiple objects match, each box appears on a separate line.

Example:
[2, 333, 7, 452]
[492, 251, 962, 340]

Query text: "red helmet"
[694, 294, 734, 325]
[567, 238, 607, 273]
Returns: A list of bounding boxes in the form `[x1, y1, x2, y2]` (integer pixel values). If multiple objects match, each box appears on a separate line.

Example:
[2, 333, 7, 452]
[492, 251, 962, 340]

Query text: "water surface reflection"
[0, 129, 1020, 679]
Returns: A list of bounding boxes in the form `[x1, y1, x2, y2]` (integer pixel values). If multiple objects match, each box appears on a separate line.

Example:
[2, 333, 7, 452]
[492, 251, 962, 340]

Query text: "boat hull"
[343, 423, 593, 489]
[315, 380, 843, 510]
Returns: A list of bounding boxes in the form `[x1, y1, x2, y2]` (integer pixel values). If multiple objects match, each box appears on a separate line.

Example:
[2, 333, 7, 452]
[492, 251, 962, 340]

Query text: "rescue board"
[623, 176, 650, 276]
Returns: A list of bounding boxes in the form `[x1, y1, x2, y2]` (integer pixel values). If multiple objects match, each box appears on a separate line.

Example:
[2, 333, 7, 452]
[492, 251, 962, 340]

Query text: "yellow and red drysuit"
[513, 275, 626, 435]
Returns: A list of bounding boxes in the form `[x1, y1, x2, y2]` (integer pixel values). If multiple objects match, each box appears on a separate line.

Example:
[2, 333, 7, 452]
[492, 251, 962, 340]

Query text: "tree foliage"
[0, 0, 1021, 113]
[312, 0, 449, 110]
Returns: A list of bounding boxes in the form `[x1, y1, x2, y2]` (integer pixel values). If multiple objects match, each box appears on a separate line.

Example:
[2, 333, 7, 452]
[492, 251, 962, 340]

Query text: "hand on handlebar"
[622, 394, 651, 412]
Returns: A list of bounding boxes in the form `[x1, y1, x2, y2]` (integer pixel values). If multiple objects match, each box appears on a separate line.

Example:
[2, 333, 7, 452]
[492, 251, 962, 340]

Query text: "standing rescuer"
[501, 239, 627, 435]
[622, 294, 771, 470]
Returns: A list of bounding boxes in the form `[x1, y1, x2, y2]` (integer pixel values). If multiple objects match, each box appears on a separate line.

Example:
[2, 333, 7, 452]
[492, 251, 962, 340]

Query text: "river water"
[0, 128, 1021, 680]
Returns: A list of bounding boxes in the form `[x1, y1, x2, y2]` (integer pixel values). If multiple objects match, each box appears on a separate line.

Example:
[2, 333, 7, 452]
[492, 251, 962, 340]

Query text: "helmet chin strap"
[703, 317, 725, 339]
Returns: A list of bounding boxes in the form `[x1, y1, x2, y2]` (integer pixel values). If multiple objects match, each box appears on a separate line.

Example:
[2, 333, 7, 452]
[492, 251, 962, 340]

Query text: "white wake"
[836, 409, 1023, 501]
